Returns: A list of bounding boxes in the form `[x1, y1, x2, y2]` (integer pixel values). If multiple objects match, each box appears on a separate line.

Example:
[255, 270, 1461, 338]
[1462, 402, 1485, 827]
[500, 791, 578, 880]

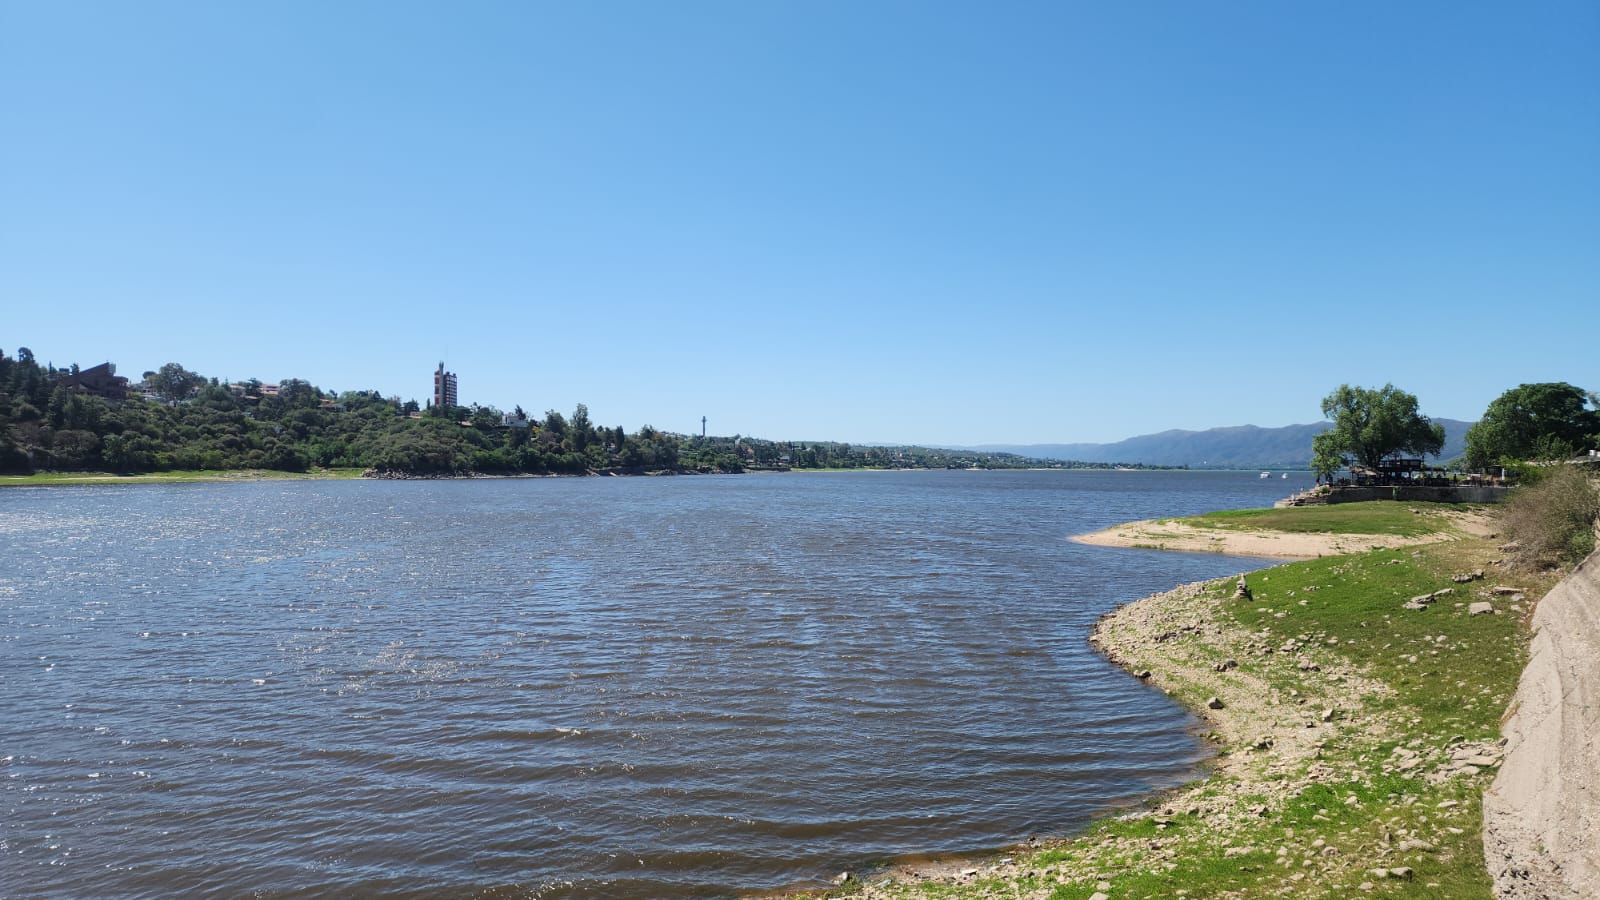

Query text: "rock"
[1389, 866, 1415, 880]
[1213, 658, 1238, 672]
[1491, 586, 1523, 595]
[959, 867, 979, 877]
[1253, 736, 1275, 750]
[1089, 893, 1110, 900]
[1321, 707, 1337, 722]
[1207, 696, 1225, 709]
[1469, 602, 1495, 616]
[1296, 656, 1320, 671]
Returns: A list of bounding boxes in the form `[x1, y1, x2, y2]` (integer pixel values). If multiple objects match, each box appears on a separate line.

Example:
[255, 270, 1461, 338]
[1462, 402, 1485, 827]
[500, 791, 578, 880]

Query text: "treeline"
[0, 348, 1138, 476]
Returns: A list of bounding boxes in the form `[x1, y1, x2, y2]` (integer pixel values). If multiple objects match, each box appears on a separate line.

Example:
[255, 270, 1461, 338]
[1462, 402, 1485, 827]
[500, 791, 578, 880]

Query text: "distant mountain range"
[973, 419, 1476, 469]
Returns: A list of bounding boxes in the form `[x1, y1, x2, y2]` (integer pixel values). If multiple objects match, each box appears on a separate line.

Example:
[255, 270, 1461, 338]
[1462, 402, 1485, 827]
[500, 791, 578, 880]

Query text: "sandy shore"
[1070, 514, 1489, 560]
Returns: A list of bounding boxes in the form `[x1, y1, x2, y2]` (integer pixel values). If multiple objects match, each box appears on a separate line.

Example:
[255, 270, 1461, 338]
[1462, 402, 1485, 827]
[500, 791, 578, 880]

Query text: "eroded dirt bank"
[1483, 548, 1600, 899]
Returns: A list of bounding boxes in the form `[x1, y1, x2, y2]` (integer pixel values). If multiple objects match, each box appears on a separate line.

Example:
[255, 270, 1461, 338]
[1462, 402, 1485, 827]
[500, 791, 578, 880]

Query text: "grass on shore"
[0, 467, 366, 486]
[810, 506, 1561, 899]
[1163, 501, 1478, 538]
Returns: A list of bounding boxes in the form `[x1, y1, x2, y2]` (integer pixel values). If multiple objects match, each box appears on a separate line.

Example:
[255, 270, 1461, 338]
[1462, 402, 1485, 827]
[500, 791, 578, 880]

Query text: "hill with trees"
[0, 347, 1146, 477]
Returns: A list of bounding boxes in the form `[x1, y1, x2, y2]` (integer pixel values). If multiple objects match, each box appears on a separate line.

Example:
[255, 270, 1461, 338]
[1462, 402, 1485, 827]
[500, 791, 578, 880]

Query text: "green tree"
[1311, 384, 1445, 473]
[149, 362, 206, 403]
[277, 379, 322, 409]
[1464, 382, 1599, 467]
[570, 403, 592, 450]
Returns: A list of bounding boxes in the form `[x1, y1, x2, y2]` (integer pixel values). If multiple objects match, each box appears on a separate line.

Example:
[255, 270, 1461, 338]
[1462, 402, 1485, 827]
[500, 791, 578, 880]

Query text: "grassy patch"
[1218, 542, 1551, 742]
[0, 467, 366, 486]
[1169, 501, 1474, 538]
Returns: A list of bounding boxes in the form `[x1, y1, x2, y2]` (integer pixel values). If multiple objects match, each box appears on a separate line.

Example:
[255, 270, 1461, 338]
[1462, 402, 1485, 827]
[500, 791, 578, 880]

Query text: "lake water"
[0, 469, 1314, 897]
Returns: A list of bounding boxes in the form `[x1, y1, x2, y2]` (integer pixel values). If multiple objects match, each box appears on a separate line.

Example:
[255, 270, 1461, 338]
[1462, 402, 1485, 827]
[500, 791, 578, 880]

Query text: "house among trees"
[227, 382, 282, 402]
[54, 362, 129, 401]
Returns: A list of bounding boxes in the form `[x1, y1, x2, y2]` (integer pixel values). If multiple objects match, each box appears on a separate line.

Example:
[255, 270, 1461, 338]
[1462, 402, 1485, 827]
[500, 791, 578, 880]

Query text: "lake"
[0, 469, 1314, 897]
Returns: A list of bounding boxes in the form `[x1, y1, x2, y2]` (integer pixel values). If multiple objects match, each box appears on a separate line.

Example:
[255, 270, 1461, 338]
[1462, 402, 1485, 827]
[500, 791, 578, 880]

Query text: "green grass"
[1167, 501, 1475, 538]
[1217, 542, 1542, 741]
[0, 467, 366, 486]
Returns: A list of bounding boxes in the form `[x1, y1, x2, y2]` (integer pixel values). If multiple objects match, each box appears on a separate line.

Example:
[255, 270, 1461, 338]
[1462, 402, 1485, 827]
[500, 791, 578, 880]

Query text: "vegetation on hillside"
[1500, 464, 1599, 569]
[0, 346, 1146, 477]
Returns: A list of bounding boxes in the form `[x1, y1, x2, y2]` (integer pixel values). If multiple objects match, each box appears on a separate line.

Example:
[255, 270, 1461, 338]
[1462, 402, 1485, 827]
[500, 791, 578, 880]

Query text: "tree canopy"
[1464, 382, 1599, 467]
[147, 362, 207, 403]
[1311, 383, 1446, 479]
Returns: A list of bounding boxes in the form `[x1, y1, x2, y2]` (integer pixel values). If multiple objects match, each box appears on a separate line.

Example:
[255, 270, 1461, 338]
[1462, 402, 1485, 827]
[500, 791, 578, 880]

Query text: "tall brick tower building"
[433, 362, 458, 409]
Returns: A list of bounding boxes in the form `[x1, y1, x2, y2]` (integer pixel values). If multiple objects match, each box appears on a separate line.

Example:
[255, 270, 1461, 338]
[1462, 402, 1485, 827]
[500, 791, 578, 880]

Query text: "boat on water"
[1282, 473, 1288, 479]
[1260, 471, 1271, 479]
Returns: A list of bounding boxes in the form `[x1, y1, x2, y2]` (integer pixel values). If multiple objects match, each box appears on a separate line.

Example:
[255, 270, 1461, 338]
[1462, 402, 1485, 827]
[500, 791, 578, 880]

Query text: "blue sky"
[3, 1, 1595, 445]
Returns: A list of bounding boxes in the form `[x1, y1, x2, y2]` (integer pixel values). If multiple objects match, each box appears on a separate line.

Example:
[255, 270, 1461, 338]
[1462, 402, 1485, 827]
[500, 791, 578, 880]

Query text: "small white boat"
[1281, 473, 1288, 479]
[1259, 471, 1270, 479]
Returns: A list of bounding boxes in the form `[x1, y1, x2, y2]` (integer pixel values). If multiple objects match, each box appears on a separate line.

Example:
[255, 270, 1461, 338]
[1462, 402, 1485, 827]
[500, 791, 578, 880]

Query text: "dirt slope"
[1483, 548, 1600, 898]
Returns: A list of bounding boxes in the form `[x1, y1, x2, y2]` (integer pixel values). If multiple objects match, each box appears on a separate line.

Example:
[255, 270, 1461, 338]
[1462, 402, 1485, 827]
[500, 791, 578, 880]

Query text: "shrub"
[1502, 464, 1600, 569]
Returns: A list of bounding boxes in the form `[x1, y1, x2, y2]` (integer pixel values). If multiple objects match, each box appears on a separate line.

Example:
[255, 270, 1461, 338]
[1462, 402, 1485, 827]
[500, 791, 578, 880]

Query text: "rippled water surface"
[1, 470, 1313, 897]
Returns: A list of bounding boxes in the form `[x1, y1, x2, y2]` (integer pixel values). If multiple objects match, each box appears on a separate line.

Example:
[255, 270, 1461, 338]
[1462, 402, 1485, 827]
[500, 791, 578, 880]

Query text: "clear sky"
[2, 1, 1595, 445]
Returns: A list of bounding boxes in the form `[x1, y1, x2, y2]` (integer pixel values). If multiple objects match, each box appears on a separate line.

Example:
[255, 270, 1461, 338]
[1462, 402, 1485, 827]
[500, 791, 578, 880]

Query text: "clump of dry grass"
[1502, 464, 1599, 569]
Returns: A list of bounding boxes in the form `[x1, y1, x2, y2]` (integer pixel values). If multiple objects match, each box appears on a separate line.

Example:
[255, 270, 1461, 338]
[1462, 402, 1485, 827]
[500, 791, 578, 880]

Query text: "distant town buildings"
[54, 362, 130, 400]
[433, 362, 458, 409]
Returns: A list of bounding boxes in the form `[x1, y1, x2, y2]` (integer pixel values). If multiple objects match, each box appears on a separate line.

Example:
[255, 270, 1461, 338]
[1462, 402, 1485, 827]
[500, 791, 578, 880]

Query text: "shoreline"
[0, 467, 367, 487]
[788, 507, 1544, 898]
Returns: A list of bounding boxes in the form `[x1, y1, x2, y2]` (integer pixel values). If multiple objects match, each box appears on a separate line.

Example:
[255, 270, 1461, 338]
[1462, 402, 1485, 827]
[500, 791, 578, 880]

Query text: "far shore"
[0, 468, 367, 487]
